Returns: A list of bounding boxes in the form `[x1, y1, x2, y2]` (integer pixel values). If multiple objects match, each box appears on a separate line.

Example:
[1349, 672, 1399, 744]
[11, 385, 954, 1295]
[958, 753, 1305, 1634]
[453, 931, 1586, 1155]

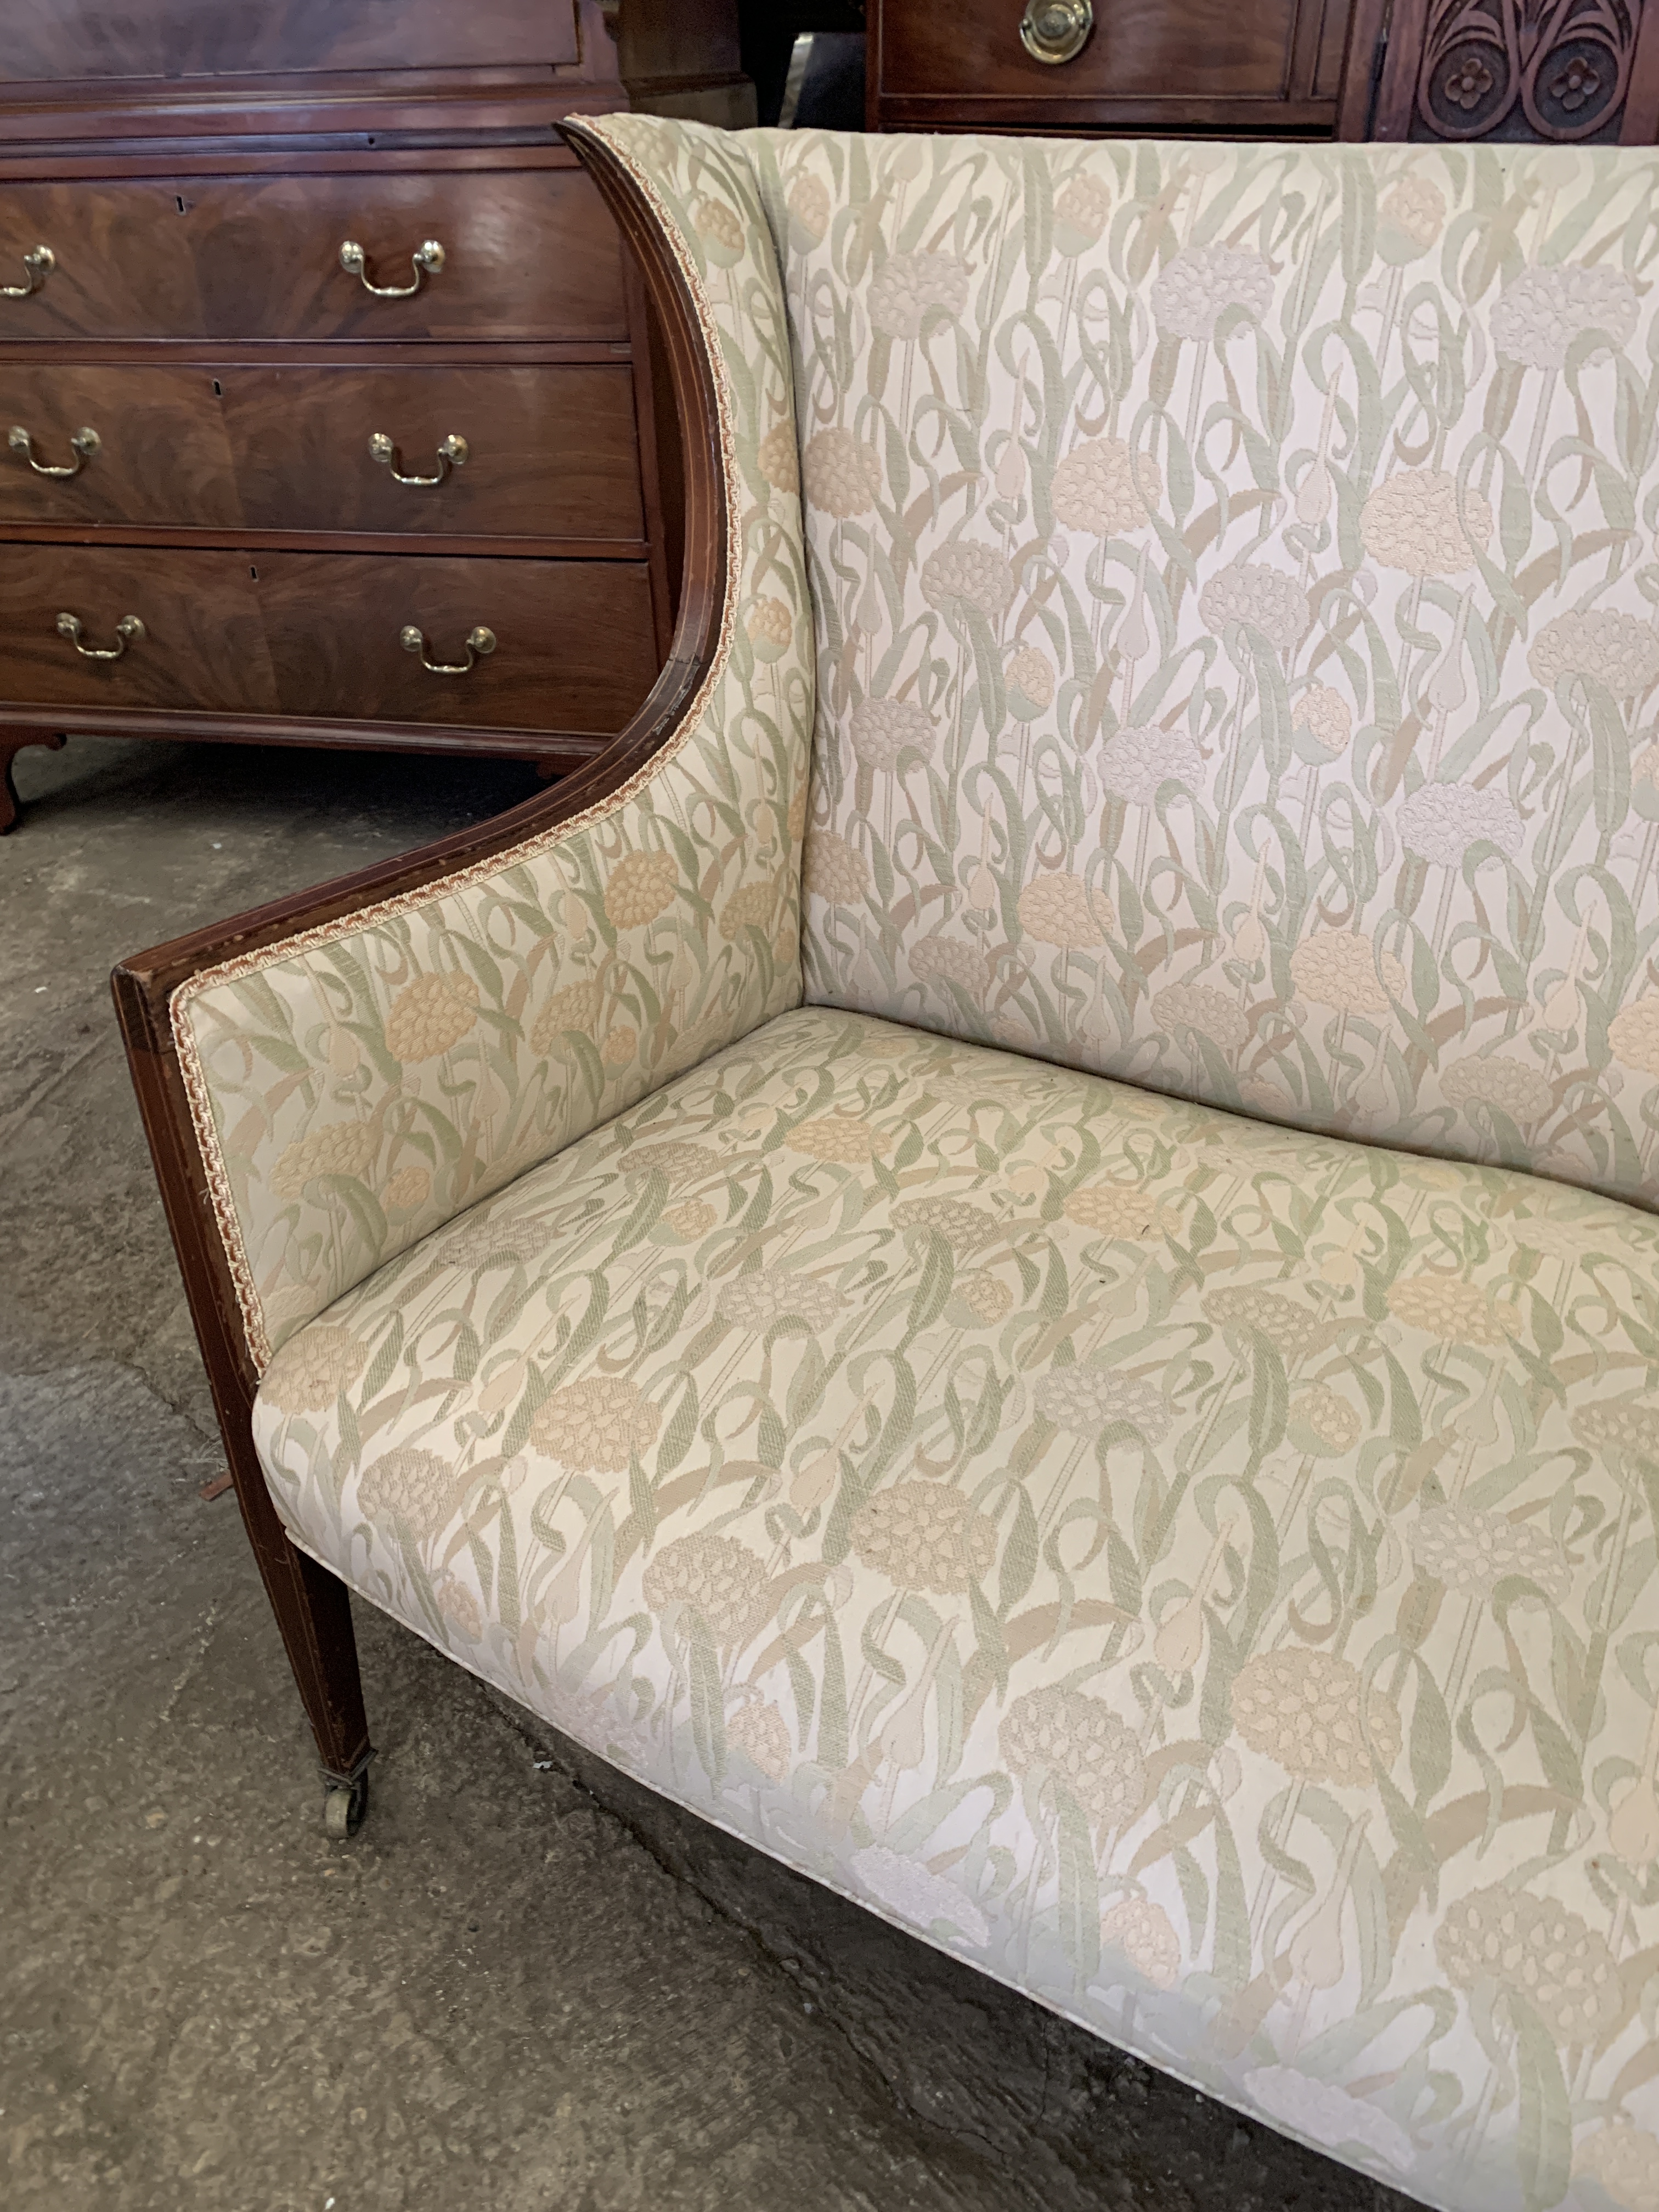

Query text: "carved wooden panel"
[1356, 0, 1659, 142]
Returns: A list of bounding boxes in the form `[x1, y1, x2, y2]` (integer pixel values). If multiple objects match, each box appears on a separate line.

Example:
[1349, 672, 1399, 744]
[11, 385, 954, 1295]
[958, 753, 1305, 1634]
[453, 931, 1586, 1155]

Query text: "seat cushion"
[254, 1006, 1659, 2212]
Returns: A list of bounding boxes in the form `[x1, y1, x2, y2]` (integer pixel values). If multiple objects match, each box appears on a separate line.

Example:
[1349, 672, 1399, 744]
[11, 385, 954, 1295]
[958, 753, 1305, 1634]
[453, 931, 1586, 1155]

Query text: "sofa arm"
[113, 115, 812, 1386]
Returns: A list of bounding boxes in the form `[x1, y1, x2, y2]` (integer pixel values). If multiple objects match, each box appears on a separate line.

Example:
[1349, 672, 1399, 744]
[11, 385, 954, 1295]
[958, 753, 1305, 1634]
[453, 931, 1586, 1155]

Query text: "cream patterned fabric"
[741, 130, 1659, 1217]
[256, 1006, 1659, 2212]
[169, 115, 812, 1365]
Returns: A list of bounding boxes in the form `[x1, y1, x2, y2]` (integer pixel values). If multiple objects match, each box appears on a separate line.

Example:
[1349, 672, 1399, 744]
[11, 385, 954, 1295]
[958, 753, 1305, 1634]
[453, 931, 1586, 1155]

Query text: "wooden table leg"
[0, 729, 66, 833]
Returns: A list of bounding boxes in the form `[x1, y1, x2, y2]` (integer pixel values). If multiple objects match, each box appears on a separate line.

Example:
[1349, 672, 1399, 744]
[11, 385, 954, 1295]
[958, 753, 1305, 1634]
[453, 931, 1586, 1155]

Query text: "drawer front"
[0, 0, 578, 79]
[222, 365, 645, 540]
[0, 171, 622, 343]
[0, 183, 202, 340]
[0, 365, 239, 527]
[878, 0, 1340, 112]
[0, 548, 276, 712]
[187, 171, 628, 342]
[257, 554, 657, 731]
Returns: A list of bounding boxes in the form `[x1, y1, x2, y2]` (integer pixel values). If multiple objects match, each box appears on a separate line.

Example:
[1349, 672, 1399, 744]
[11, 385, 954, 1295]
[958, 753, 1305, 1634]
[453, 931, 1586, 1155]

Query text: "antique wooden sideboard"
[867, 0, 1659, 146]
[0, 0, 749, 831]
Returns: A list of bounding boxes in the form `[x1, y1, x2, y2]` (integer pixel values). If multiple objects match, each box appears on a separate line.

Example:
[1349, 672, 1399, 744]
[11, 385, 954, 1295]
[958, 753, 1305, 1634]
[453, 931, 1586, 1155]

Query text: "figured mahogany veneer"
[0, 0, 580, 80]
[0, 0, 757, 833]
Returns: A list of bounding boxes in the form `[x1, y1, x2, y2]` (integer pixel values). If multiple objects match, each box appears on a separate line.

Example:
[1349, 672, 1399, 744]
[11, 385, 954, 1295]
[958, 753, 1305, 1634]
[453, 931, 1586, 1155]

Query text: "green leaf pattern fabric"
[746, 129, 1659, 1220]
[258, 1003, 1659, 2212]
[170, 116, 813, 1365]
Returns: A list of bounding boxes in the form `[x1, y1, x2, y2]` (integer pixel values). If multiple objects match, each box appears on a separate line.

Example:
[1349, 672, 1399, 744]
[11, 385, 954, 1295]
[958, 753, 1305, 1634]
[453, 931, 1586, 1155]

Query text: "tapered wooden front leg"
[225, 1420, 374, 1787]
[0, 728, 65, 832]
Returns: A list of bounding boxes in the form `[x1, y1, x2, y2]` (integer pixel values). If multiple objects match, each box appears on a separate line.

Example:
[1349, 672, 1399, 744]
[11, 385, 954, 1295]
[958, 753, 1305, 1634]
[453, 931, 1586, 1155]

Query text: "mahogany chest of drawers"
[0, 0, 747, 830]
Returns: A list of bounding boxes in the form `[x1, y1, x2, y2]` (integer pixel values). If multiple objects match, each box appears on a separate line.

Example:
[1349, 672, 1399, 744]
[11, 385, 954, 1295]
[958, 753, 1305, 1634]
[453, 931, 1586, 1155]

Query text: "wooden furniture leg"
[0, 728, 65, 833]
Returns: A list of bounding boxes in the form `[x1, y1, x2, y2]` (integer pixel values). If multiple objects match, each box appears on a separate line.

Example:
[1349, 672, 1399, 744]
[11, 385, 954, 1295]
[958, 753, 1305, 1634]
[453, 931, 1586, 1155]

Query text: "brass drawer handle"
[338, 237, 444, 298]
[1020, 0, 1092, 63]
[400, 622, 494, 675]
[9, 424, 98, 478]
[369, 430, 467, 486]
[1, 245, 53, 300]
[57, 610, 144, 661]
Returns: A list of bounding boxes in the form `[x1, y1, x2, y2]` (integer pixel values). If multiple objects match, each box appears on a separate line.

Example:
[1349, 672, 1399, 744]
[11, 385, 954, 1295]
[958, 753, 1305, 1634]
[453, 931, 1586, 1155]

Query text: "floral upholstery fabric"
[170, 114, 812, 1365]
[257, 1006, 1659, 2212]
[740, 129, 1659, 1217]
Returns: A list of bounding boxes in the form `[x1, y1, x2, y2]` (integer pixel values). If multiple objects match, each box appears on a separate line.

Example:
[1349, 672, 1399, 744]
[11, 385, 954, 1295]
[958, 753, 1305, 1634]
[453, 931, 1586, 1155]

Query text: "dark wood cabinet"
[0, 0, 752, 830]
[868, 0, 1357, 136]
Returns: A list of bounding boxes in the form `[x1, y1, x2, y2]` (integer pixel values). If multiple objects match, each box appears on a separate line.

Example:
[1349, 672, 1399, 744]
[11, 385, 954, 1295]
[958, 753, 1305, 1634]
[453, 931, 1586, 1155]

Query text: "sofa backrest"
[744, 129, 1659, 1213]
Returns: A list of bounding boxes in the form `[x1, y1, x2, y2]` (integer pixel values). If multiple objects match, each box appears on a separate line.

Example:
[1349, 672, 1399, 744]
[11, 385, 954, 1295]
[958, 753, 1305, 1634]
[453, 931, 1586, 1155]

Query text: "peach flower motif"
[891, 1194, 1001, 1251]
[851, 1481, 997, 1594]
[1100, 1896, 1181, 1990]
[1387, 1274, 1519, 1345]
[746, 596, 792, 662]
[1062, 1184, 1170, 1240]
[1231, 1646, 1401, 1785]
[1150, 242, 1273, 341]
[1054, 170, 1112, 255]
[719, 876, 782, 943]
[1530, 608, 1659, 696]
[757, 419, 799, 495]
[1001, 1688, 1147, 1825]
[1035, 1365, 1169, 1443]
[786, 172, 830, 247]
[530, 1375, 661, 1472]
[1436, 1884, 1621, 2044]
[1491, 263, 1638, 370]
[384, 971, 479, 1062]
[851, 696, 935, 772]
[1051, 438, 1163, 534]
[716, 1265, 846, 1333]
[1017, 871, 1115, 948]
[261, 1323, 369, 1415]
[692, 196, 744, 268]
[727, 1699, 793, 1781]
[270, 1119, 378, 1198]
[868, 249, 971, 341]
[602, 849, 678, 928]
[663, 1199, 715, 1240]
[1610, 998, 1659, 1076]
[1100, 723, 1204, 807]
[531, 979, 603, 1056]
[1576, 2125, 1659, 2212]
[1291, 685, 1352, 757]
[1152, 980, 1249, 1052]
[1008, 646, 1055, 717]
[1290, 932, 1406, 1016]
[787, 1114, 890, 1164]
[642, 1531, 770, 1646]
[803, 427, 882, 518]
[803, 829, 871, 905]
[1409, 1503, 1571, 1602]
[1197, 562, 1308, 652]
[1399, 783, 1522, 867]
[1359, 469, 1493, 576]
[1442, 1054, 1553, 1126]
[911, 932, 992, 998]
[920, 541, 1015, 618]
[1379, 175, 1446, 255]
[382, 1164, 431, 1211]
[357, 1448, 461, 1543]
[1289, 1386, 1361, 1453]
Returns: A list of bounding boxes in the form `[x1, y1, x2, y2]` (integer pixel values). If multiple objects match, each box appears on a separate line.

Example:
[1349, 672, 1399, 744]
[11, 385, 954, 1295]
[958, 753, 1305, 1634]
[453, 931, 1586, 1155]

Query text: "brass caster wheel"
[323, 1769, 370, 1839]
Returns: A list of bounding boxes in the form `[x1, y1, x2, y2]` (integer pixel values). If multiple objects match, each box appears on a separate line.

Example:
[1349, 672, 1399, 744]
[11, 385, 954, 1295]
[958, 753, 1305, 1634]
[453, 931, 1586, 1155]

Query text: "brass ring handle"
[57, 610, 144, 661]
[338, 238, 444, 297]
[0, 245, 53, 300]
[400, 622, 495, 675]
[1019, 0, 1093, 63]
[9, 424, 99, 478]
[369, 431, 468, 486]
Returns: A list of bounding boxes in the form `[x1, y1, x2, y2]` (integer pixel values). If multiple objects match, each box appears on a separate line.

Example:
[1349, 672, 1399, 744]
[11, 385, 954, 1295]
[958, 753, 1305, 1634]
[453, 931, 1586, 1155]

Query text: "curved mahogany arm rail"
[108, 120, 728, 1796]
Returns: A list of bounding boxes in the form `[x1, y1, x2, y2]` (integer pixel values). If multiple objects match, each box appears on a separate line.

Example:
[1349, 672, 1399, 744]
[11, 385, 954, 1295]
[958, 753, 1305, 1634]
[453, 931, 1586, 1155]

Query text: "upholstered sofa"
[114, 120, 1659, 2212]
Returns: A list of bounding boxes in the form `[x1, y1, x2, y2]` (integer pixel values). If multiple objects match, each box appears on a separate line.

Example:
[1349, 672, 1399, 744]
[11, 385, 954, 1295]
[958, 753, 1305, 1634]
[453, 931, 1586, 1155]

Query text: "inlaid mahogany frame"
[109, 122, 727, 1811]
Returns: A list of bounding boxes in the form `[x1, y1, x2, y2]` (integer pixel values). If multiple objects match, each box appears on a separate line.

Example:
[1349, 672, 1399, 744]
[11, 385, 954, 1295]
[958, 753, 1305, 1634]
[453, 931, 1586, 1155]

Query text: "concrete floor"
[2, 734, 1415, 2212]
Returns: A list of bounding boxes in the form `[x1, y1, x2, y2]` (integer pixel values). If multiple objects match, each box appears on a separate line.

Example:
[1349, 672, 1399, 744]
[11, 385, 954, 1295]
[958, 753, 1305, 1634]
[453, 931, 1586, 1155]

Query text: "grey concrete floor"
[2, 734, 1414, 2212]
